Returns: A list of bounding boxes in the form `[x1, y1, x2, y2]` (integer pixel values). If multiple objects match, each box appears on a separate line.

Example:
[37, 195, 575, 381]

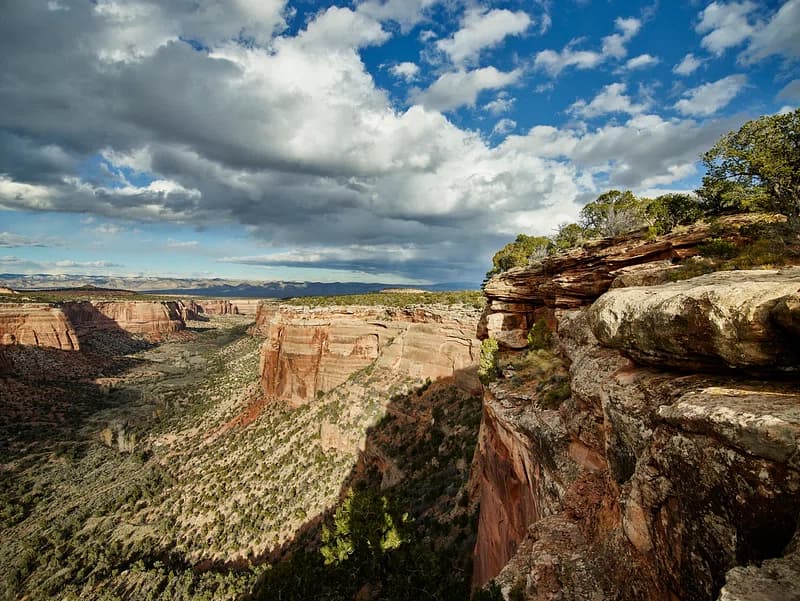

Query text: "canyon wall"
[0, 301, 185, 351]
[0, 304, 81, 350]
[473, 221, 800, 600]
[252, 304, 481, 406]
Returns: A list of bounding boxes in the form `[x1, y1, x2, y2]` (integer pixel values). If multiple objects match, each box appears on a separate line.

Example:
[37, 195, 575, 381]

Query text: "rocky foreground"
[474, 221, 800, 600]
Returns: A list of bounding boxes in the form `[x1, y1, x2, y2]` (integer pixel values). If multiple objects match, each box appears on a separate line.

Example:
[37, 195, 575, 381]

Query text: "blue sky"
[1, 0, 798, 285]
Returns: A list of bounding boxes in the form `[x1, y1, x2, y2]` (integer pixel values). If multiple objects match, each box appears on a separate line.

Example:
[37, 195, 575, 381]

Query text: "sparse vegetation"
[479, 338, 500, 384]
[282, 290, 485, 309]
[527, 319, 553, 351]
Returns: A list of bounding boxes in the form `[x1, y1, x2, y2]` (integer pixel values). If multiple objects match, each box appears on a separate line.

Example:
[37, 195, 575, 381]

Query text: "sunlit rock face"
[474, 245, 800, 599]
[588, 267, 800, 372]
[0, 301, 186, 351]
[252, 304, 481, 406]
[0, 304, 80, 350]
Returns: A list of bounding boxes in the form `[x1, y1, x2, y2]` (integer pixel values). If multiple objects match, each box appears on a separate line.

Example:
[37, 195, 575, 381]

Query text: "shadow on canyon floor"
[246, 368, 485, 601]
[0, 308, 155, 458]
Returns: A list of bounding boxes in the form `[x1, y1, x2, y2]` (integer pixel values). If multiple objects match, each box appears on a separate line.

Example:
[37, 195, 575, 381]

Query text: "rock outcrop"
[0, 304, 80, 350]
[588, 268, 800, 372]
[252, 304, 481, 406]
[474, 236, 800, 599]
[0, 301, 185, 350]
[195, 299, 239, 315]
[480, 214, 785, 350]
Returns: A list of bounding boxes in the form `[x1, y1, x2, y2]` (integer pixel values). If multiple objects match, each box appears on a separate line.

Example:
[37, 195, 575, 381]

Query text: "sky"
[0, 0, 798, 286]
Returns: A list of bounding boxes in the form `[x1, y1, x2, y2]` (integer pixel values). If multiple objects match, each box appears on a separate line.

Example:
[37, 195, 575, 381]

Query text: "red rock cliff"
[473, 230, 800, 601]
[252, 304, 481, 406]
[0, 300, 185, 350]
[0, 304, 81, 350]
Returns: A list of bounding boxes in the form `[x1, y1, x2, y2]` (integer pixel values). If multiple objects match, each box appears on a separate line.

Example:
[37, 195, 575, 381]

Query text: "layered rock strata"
[475, 258, 800, 599]
[252, 304, 481, 406]
[0, 301, 185, 350]
[0, 304, 80, 350]
[480, 214, 784, 349]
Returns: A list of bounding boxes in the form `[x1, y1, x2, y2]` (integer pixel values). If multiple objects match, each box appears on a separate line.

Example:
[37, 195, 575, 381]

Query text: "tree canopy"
[699, 108, 800, 220]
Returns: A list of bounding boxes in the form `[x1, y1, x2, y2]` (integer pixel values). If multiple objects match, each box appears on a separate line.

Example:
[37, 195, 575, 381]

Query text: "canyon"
[0, 297, 261, 352]
[1, 217, 799, 600]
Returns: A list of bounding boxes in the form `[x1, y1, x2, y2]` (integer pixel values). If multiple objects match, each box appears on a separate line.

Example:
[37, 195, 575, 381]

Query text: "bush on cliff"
[478, 338, 499, 384]
[579, 190, 648, 237]
[486, 234, 553, 278]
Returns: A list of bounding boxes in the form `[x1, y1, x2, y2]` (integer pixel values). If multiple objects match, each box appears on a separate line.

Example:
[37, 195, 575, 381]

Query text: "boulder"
[588, 267, 800, 371]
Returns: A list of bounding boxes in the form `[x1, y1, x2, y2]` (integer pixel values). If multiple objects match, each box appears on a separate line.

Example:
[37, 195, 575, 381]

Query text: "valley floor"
[0, 315, 481, 601]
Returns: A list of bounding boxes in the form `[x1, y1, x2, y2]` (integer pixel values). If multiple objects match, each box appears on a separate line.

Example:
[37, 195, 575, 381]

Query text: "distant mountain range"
[0, 274, 477, 298]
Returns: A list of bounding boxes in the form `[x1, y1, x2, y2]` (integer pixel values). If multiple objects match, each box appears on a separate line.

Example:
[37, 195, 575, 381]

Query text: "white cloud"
[601, 17, 641, 59]
[55, 260, 121, 269]
[569, 83, 648, 118]
[356, 0, 440, 31]
[298, 6, 388, 50]
[484, 91, 515, 115]
[741, 0, 800, 63]
[436, 8, 531, 65]
[535, 16, 641, 76]
[696, 1, 757, 56]
[0, 1, 769, 283]
[623, 54, 659, 70]
[674, 74, 748, 116]
[778, 79, 800, 101]
[673, 53, 702, 76]
[0, 232, 54, 248]
[167, 239, 199, 248]
[390, 61, 420, 81]
[92, 223, 123, 236]
[413, 67, 522, 112]
[492, 118, 517, 136]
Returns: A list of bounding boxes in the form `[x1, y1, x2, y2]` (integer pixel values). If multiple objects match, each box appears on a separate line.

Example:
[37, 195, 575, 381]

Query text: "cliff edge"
[474, 221, 800, 601]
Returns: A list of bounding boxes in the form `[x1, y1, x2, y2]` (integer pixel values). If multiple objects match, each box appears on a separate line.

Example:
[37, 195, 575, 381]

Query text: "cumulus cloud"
[484, 91, 515, 115]
[435, 8, 531, 65]
[674, 74, 748, 116]
[0, 1, 765, 282]
[412, 67, 522, 112]
[696, 1, 757, 56]
[534, 16, 641, 76]
[741, 0, 800, 63]
[569, 83, 648, 118]
[356, 0, 440, 31]
[390, 61, 420, 81]
[492, 118, 517, 136]
[777, 79, 800, 101]
[673, 53, 702, 76]
[622, 54, 659, 71]
[695, 1, 800, 64]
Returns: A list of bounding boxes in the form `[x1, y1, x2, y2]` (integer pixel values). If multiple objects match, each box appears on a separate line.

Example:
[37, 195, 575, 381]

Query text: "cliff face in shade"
[252, 304, 481, 406]
[0, 304, 81, 350]
[0, 301, 185, 350]
[67, 301, 185, 336]
[474, 238, 800, 599]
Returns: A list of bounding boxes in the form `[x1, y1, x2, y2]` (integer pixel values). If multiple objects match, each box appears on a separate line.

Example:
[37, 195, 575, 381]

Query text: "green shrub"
[698, 237, 738, 259]
[478, 338, 499, 384]
[486, 234, 553, 278]
[473, 581, 504, 601]
[527, 319, 552, 350]
[646, 193, 704, 234]
[552, 222, 586, 250]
